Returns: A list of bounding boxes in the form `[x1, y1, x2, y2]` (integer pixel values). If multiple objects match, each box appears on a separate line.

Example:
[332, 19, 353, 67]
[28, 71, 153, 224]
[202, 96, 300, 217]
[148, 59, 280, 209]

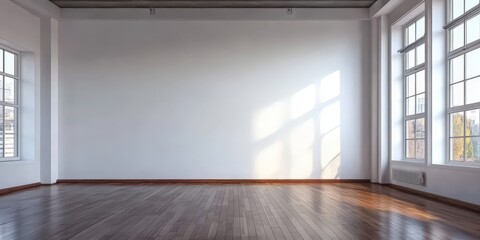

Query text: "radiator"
[392, 168, 426, 186]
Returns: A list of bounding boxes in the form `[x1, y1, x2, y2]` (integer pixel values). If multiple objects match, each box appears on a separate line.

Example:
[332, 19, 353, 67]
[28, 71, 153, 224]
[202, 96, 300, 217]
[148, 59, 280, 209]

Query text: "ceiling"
[49, 0, 377, 8]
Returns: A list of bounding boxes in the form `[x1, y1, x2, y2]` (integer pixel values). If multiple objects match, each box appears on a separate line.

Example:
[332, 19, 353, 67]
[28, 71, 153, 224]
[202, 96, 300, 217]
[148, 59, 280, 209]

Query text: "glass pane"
[407, 96, 416, 115]
[0, 135, 3, 158]
[407, 24, 416, 45]
[465, 0, 479, 13]
[450, 55, 464, 83]
[470, 137, 480, 163]
[466, 14, 480, 44]
[4, 77, 15, 104]
[416, 140, 425, 159]
[4, 134, 15, 157]
[406, 49, 415, 69]
[466, 47, 480, 79]
[451, 82, 464, 107]
[450, 23, 465, 51]
[452, 0, 464, 20]
[4, 51, 16, 76]
[451, 112, 465, 137]
[416, 93, 425, 114]
[451, 138, 465, 161]
[407, 140, 415, 159]
[5, 106, 15, 134]
[465, 137, 480, 162]
[466, 109, 480, 136]
[416, 118, 425, 138]
[407, 74, 415, 97]
[0, 105, 3, 134]
[416, 17, 425, 39]
[416, 70, 425, 94]
[0, 76, 3, 102]
[466, 77, 480, 104]
[0, 49, 3, 73]
[406, 120, 415, 139]
[416, 44, 425, 65]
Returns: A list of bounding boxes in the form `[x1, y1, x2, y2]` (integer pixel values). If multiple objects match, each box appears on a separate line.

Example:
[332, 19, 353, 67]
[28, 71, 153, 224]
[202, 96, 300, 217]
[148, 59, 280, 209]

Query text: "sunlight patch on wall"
[289, 85, 316, 119]
[254, 140, 283, 178]
[253, 101, 286, 141]
[319, 101, 341, 134]
[320, 127, 341, 178]
[319, 71, 340, 103]
[289, 119, 314, 178]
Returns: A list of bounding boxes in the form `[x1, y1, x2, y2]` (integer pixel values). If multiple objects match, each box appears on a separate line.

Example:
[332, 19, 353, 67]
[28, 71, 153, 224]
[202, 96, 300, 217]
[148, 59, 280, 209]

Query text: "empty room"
[0, 0, 480, 239]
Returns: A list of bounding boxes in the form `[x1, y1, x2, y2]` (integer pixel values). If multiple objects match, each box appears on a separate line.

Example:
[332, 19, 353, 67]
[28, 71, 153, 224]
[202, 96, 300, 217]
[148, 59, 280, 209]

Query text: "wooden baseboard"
[0, 182, 41, 196]
[388, 184, 480, 213]
[57, 179, 371, 184]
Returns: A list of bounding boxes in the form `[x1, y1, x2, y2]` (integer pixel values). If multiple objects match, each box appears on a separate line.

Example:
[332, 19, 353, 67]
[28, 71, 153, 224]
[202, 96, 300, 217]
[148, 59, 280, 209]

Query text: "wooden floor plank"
[0, 183, 479, 240]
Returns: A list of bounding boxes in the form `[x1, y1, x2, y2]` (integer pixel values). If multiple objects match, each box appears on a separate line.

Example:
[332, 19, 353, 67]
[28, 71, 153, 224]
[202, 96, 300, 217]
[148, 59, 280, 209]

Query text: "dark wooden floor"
[0, 183, 479, 240]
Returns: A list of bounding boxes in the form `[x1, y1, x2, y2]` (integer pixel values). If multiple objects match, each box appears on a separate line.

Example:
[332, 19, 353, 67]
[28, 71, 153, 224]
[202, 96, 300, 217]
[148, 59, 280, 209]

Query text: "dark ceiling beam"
[50, 0, 377, 8]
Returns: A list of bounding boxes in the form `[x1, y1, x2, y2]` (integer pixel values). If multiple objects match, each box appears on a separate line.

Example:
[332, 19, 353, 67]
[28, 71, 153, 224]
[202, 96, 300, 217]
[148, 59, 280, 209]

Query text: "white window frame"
[400, 14, 427, 161]
[0, 44, 20, 161]
[445, 0, 480, 166]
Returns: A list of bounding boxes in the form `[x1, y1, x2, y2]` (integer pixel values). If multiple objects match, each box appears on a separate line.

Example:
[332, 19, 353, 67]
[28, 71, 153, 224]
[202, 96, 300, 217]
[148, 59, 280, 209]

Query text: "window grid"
[447, 0, 480, 164]
[402, 15, 426, 161]
[0, 47, 19, 160]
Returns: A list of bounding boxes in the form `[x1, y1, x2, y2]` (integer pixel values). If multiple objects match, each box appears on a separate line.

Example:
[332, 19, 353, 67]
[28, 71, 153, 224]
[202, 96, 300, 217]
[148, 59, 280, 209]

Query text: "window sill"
[391, 159, 427, 165]
[430, 163, 480, 173]
[0, 158, 21, 162]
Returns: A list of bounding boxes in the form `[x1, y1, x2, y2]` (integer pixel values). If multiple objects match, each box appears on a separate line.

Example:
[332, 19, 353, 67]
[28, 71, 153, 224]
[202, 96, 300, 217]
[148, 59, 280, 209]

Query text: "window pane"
[0, 135, 3, 158]
[407, 140, 415, 158]
[4, 51, 16, 76]
[0, 105, 3, 134]
[0, 76, 3, 102]
[416, 17, 425, 39]
[466, 47, 480, 79]
[465, 0, 479, 13]
[407, 24, 416, 45]
[466, 109, 480, 136]
[406, 49, 415, 69]
[0, 50, 3, 73]
[468, 137, 480, 163]
[450, 23, 465, 51]
[4, 77, 15, 104]
[451, 82, 464, 107]
[466, 14, 480, 44]
[416, 93, 425, 113]
[451, 112, 465, 137]
[451, 138, 465, 161]
[452, 0, 464, 20]
[416, 70, 425, 94]
[407, 96, 416, 115]
[416, 44, 425, 65]
[416, 118, 425, 138]
[4, 134, 15, 157]
[5, 106, 15, 134]
[416, 140, 425, 159]
[466, 77, 480, 104]
[407, 74, 415, 97]
[406, 120, 415, 139]
[465, 137, 480, 162]
[450, 55, 464, 83]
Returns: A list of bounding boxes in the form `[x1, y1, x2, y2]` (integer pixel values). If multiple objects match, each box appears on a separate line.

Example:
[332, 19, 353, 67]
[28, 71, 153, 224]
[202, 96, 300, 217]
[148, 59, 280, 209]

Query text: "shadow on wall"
[252, 71, 341, 179]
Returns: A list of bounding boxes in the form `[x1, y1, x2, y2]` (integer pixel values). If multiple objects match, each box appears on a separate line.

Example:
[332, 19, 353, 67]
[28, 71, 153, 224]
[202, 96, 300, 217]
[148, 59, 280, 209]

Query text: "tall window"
[446, 0, 480, 164]
[0, 47, 19, 159]
[400, 15, 426, 160]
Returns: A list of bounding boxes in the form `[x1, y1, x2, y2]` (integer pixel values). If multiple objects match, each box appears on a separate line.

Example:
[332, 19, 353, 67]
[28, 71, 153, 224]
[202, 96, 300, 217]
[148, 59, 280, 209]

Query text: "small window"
[400, 15, 426, 160]
[446, 0, 480, 164]
[0, 47, 19, 159]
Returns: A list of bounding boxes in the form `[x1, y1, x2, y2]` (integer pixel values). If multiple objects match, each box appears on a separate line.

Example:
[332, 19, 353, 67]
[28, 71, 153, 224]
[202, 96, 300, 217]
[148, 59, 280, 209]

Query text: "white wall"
[59, 19, 371, 179]
[0, 0, 41, 189]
